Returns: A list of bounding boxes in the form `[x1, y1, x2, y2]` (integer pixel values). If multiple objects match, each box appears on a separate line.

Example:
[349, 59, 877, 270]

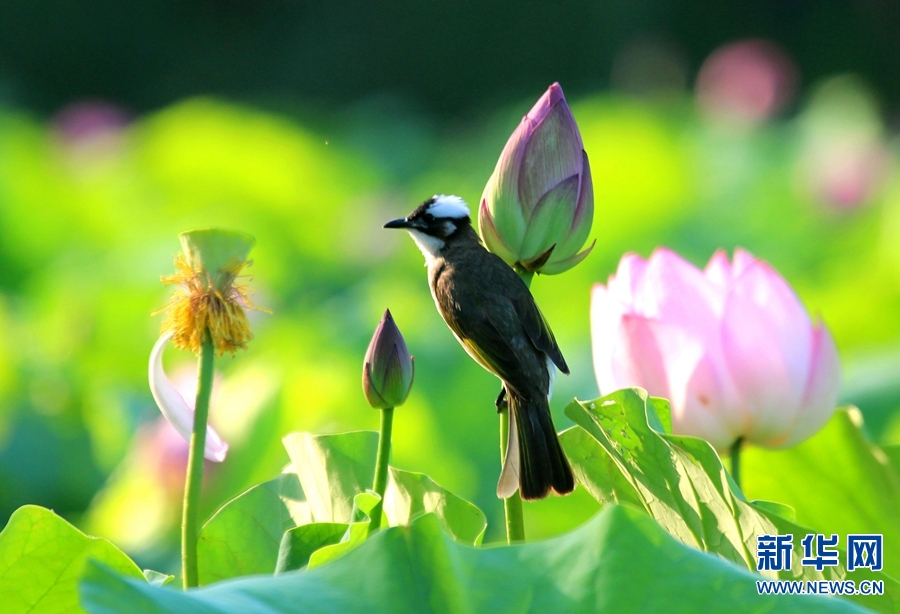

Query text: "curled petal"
[539, 240, 594, 275]
[521, 244, 557, 273]
[148, 332, 229, 462]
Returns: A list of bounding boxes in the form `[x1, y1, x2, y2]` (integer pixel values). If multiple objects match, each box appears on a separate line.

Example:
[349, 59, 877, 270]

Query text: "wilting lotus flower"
[363, 309, 414, 409]
[149, 332, 228, 461]
[149, 228, 267, 462]
[479, 83, 594, 275]
[591, 248, 840, 450]
[160, 228, 260, 356]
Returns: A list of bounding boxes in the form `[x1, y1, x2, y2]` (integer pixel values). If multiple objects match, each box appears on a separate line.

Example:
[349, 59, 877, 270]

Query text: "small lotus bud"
[479, 82, 595, 275]
[363, 309, 414, 409]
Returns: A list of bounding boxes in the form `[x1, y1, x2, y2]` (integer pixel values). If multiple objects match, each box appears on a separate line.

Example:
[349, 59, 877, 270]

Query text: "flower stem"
[369, 406, 394, 534]
[181, 329, 214, 589]
[729, 437, 743, 491]
[513, 265, 535, 288]
[499, 405, 525, 543]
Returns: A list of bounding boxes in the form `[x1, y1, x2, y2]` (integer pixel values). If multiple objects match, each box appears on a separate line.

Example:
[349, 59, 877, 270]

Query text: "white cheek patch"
[428, 195, 469, 219]
[408, 229, 445, 263]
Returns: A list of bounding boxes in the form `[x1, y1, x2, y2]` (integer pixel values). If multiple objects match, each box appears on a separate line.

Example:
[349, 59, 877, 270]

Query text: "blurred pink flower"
[125, 416, 225, 507]
[136, 418, 194, 495]
[51, 100, 131, 170]
[696, 39, 797, 125]
[807, 143, 890, 209]
[795, 76, 890, 210]
[52, 100, 130, 143]
[591, 248, 840, 450]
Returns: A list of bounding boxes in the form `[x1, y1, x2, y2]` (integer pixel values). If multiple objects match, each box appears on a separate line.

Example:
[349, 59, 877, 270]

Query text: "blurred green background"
[2, 1, 900, 575]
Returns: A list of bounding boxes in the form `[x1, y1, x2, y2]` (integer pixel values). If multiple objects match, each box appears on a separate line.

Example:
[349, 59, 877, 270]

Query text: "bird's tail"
[497, 389, 574, 501]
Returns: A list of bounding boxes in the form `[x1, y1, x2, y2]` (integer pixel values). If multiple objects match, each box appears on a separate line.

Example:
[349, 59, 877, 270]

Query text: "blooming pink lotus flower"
[591, 248, 840, 450]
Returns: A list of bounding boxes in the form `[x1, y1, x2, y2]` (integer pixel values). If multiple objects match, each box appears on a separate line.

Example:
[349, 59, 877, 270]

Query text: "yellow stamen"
[158, 254, 267, 356]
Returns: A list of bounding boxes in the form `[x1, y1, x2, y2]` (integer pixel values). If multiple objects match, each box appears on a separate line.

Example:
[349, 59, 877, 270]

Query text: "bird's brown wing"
[442, 299, 524, 386]
[432, 248, 567, 382]
[510, 291, 569, 375]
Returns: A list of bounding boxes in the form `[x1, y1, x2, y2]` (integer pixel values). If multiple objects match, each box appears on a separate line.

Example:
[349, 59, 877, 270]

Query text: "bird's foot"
[495, 387, 507, 413]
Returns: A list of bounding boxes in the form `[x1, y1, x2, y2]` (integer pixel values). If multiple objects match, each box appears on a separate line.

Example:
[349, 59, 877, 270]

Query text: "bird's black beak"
[384, 217, 413, 229]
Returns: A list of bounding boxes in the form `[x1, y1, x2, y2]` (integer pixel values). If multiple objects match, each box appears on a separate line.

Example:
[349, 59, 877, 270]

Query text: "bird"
[384, 194, 574, 500]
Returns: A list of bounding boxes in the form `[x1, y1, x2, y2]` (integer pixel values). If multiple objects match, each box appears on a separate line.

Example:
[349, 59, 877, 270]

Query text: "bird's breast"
[427, 260, 498, 376]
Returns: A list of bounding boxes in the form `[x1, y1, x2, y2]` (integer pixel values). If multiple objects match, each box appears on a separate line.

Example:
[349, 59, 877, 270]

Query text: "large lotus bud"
[363, 310, 414, 409]
[591, 248, 840, 451]
[479, 83, 594, 275]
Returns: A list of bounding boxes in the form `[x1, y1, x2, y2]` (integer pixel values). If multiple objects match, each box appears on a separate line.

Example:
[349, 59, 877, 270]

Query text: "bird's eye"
[422, 213, 434, 223]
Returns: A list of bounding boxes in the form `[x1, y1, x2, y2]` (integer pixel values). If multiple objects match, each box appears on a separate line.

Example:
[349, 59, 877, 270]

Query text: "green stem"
[500, 405, 525, 543]
[730, 437, 743, 491]
[369, 406, 394, 534]
[513, 265, 535, 288]
[182, 330, 214, 589]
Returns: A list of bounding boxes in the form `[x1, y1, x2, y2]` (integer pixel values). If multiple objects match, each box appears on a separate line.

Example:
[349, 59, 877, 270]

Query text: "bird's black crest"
[407, 196, 438, 220]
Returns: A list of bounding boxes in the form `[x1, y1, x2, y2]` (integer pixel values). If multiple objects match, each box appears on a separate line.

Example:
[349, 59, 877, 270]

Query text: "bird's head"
[384, 195, 472, 259]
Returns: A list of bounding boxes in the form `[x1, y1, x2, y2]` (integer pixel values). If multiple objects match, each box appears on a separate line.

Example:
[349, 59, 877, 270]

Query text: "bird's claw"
[495, 387, 508, 412]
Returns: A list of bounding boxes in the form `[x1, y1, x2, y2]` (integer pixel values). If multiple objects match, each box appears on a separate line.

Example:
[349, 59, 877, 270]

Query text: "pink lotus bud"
[363, 309, 414, 409]
[591, 248, 840, 451]
[479, 83, 594, 275]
